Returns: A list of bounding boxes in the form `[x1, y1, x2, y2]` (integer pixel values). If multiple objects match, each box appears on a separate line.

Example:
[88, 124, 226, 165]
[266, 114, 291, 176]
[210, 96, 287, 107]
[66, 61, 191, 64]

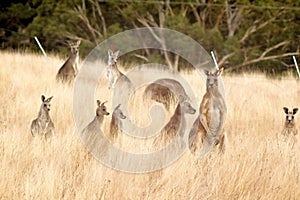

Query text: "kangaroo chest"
[207, 96, 224, 131]
[285, 122, 295, 129]
[283, 124, 296, 134]
[38, 119, 50, 131]
[38, 111, 51, 131]
[74, 55, 79, 72]
[107, 67, 120, 84]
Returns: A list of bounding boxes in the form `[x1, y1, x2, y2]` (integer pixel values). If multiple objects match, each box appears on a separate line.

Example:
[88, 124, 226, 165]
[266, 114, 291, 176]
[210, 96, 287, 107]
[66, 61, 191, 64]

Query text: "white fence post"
[210, 51, 219, 70]
[292, 56, 300, 80]
[34, 36, 50, 64]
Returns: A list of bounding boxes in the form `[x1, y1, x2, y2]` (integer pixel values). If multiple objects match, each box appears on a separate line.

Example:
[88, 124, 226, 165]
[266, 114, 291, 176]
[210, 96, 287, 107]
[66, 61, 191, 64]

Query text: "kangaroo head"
[69, 40, 81, 55]
[179, 95, 196, 114]
[205, 68, 223, 89]
[283, 107, 298, 124]
[96, 100, 110, 116]
[108, 49, 120, 66]
[113, 104, 126, 119]
[41, 95, 53, 111]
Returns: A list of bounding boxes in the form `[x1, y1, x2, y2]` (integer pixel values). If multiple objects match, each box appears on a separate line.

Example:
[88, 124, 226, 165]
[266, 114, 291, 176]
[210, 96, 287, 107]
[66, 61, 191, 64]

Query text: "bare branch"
[137, 16, 173, 69]
[180, 4, 188, 17]
[260, 41, 290, 58]
[190, 4, 201, 27]
[136, 18, 161, 43]
[72, 5, 102, 44]
[218, 52, 235, 68]
[214, 10, 225, 29]
[227, 52, 300, 72]
[226, 1, 244, 37]
[158, 5, 165, 28]
[240, 17, 275, 43]
[280, 61, 293, 69]
[131, 20, 150, 56]
[135, 4, 174, 70]
[133, 54, 149, 62]
[65, 32, 87, 43]
[92, 0, 107, 36]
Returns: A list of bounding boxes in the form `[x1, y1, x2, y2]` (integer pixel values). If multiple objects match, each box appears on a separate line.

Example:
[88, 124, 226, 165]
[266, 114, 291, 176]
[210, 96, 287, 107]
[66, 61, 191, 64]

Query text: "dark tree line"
[1, 0, 300, 75]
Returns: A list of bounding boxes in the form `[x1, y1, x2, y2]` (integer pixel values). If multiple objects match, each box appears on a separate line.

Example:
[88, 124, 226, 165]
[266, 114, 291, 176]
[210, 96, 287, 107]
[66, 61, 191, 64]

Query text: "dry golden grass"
[0, 51, 299, 199]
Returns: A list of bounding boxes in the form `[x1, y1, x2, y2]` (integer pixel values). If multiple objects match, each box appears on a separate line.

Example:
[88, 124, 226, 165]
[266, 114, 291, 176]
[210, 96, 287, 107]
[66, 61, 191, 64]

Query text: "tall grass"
[0, 51, 299, 199]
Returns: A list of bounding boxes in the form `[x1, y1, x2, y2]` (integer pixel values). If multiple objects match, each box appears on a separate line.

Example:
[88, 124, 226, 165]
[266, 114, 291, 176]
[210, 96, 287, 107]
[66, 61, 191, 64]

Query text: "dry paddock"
[0, 52, 299, 199]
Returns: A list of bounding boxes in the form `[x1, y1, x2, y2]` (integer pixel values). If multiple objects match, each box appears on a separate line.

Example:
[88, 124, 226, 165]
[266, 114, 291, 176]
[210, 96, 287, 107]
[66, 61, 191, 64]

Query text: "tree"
[0, 0, 299, 75]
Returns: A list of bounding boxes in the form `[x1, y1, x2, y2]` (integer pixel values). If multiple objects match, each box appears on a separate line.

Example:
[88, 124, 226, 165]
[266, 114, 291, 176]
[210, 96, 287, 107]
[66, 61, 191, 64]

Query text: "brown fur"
[56, 40, 81, 84]
[144, 79, 190, 110]
[189, 68, 227, 157]
[31, 95, 55, 140]
[107, 50, 132, 89]
[153, 97, 196, 147]
[109, 104, 126, 143]
[281, 107, 298, 144]
[83, 100, 110, 133]
[80, 100, 110, 156]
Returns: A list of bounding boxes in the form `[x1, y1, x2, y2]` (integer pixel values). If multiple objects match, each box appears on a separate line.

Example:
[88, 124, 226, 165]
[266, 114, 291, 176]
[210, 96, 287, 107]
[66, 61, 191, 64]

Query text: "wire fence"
[99, 0, 300, 11]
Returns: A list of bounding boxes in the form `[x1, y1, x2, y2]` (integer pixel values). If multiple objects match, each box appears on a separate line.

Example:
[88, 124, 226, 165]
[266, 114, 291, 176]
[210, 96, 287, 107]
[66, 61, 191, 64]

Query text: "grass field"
[0, 51, 299, 199]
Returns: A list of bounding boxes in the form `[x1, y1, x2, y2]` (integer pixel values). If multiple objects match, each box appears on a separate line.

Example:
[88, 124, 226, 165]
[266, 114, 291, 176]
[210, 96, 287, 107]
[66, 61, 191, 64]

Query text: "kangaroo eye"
[292, 116, 294, 119]
[44, 104, 47, 107]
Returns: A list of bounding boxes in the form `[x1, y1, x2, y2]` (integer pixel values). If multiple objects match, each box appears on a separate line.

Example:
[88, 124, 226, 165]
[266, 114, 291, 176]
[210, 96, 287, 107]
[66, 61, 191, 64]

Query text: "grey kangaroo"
[189, 68, 227, 158]
[31, 95, 55, 140]
[56, 40, 81, 84]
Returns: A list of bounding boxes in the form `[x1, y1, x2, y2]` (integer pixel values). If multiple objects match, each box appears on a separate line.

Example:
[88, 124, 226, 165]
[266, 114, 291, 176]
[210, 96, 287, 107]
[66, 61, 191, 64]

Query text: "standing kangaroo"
[82, 100, 110, 135]
[106, 49, 132, 89]
[56, 40, 81, 84]
[81, 100, 110, 156]
[281, 107, 298, 144]
[153, 96, 196, 147]
[144, 78, 190, 110]
[110, 104, 126, 143]
[31, 95, 55, 140]
[189, 68, 227, 157]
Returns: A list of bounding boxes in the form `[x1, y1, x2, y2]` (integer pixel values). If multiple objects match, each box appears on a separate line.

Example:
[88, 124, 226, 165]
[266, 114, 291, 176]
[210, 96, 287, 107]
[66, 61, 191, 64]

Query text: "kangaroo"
[56, 40, 81, 84]
[106, 49, 132, 90]
[82, 100, 110, 135]
[153, 96, 196, 147]
[189, 68, 227, 158]
[144, 78, 190, 110]
[281, 107, 298, 144]
[31, 95, 55, 140]
[81, 100, 110, 156]
[109, 104, 126, 143]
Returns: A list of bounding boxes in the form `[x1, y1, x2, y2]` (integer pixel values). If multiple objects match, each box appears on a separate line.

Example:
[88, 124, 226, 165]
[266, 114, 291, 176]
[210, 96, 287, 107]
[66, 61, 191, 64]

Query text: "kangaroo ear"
[101, 101, 108, 106]
[115, 104, 121, 110]
[97, 100, 101, 107]
[204, 70, 210, 76]
[293, 108, 298, 115]
[108, 49, 113, 57]
[114, 50, 120, 58]
[283, 107, 289, 114]
[215, 67, 223, 76]
[46, 96, 53, 102]
[76, 40, 81, 46]
[41, 95, 46, 102]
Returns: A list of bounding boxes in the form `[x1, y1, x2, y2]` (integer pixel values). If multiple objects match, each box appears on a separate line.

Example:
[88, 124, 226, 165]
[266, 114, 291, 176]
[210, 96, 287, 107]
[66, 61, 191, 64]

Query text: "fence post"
[34, 36, 50, 64]
[211, 51, 219, 70]
[292, 56, 300, 80]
